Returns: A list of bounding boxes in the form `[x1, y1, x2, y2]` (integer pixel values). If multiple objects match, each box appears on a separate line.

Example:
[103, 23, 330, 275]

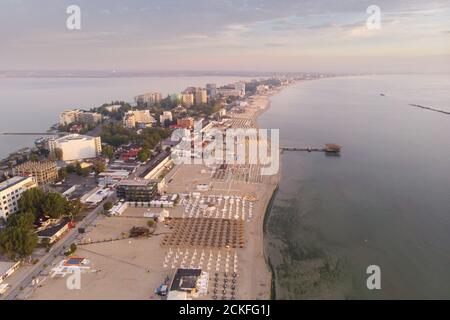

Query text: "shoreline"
[249, 84, 292, 300]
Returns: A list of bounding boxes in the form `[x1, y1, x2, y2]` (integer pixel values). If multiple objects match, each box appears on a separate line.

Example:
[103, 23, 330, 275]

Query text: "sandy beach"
[28, 86, 288, 300]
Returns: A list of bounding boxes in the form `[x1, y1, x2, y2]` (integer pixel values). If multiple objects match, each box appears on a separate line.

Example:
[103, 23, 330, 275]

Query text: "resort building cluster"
[0, 75, 306, 300]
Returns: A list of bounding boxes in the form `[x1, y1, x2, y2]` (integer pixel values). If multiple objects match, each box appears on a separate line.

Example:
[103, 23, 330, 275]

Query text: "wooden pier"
[1, 132, 57, 136]
[409, 104, 450, 115]
[280, 144, 342, 154]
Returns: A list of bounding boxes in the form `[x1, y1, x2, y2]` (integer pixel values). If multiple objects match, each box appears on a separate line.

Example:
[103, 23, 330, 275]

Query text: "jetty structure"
[409, 104, 450, 115]
[280, 144, 342, 154]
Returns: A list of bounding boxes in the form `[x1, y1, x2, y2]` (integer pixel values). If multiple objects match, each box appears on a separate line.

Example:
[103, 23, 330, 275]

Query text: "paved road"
[1, 194, 116, 300]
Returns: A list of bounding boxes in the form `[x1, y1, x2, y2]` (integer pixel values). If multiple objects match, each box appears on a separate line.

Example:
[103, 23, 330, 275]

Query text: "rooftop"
[117, 179, 157, 187]
[170, 268, 202, 292]
[139, 150, 171, 178]
[0, 260, 20, 277]
[36, 217, 71, 238]
[0, 176, 31, 193]
[53, 134, 98, 143]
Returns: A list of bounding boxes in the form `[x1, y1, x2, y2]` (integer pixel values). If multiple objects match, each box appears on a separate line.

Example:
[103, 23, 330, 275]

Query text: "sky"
[1, 0, 449, 73]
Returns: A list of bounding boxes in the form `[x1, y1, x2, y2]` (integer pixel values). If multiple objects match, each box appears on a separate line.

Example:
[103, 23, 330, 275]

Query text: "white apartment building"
[59, 110, 102, 126]
[47, 134, 102, 161]
[59, 109, 82, 126]
[123, 110, 156, 129]
[77, 112, 103, 125]
[0, 176, 37, 220]
[135, 92, 162, 106]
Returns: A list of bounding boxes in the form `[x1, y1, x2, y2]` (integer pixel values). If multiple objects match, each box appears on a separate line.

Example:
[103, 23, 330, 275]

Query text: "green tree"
[147, 220, 155, 228]
[103, 201, 113, 212]
[41, 193, 68, 219]
[29, 153, 39, 162]
[137, 148, 151, 162]
[49, 148, 63, 161]
[102, 145, 115, 159]
[58, 168, 68, 181]
[66, 199, 83, 217]
[18, 188, 45, 218]
[0, 212, 38, 260]
[92, 160, 106, 174]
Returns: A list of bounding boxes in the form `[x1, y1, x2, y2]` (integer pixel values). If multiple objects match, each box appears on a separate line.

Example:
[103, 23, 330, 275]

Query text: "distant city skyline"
[1, 0, 449, 73]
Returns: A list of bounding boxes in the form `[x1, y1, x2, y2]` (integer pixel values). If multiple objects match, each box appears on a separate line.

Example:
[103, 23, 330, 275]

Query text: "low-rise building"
[12, 161, 58, 185]
[176, 117, 194, 129]
[104, 105, 121, 112]
[0, 261, 21, 284]
[140, 150, 173, 180]
[123, 110, 156, 129]
[47, 134, 102, 162]
[36, 217, 72, 244]
[97, 170, 130, 187]
[80, 187, 110, 207]
[167, 268, 209, 300]
[116, 179, 158, 202]
[160, 111, 173, 125]
[0, 176, 37, 220]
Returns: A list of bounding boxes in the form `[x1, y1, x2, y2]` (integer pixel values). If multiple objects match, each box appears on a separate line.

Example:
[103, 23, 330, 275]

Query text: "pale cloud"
[0, 0, 449, 73]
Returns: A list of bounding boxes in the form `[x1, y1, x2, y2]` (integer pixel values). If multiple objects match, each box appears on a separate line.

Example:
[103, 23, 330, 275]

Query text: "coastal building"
[77, 112, 103, 125]
[104, 105, 121, 112]
[123, 110, 156, 129]
[116, 179, 158, 202]
[195, 88, 208, 105]
[0, 176, 37, 220]
[234, 81, 246, 96]
[176, 117, 194, 129]
[47, 134, 102, 162]
[181, 93, 194, 107]
[160, 111, 173, 125]
[59, 110, 102, 126]
[12, 160, 58, 185]
[216, 88, 242, 98]
[59, 109, 82, 126]
[206, 83, 217, 99]
[135, 92, 162, 106]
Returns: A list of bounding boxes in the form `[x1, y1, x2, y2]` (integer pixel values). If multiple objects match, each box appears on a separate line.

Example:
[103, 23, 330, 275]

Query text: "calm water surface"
[259, 74, 450, 299]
